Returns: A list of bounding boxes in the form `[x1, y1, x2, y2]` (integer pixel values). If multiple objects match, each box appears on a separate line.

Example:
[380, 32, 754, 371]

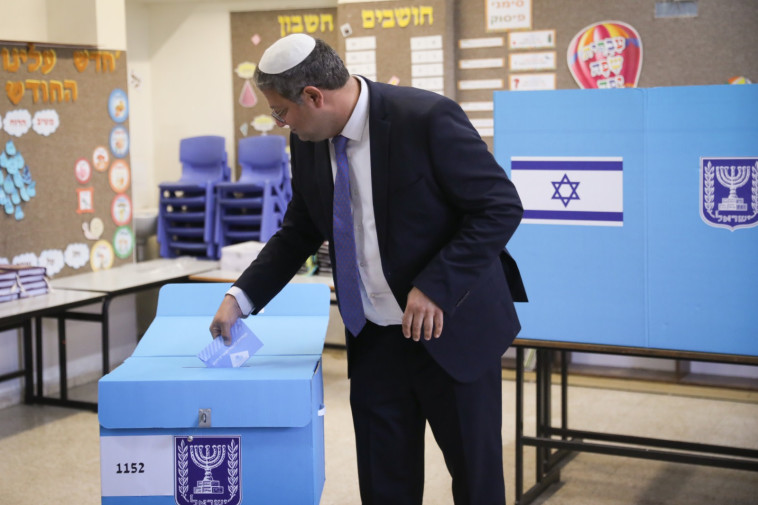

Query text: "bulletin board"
[230, 0, 757, 156]
[230, 7, 338, 172]
[335, 0, 455, 98]
[230, 1, 455, 163]
[0, 43, 133, 278]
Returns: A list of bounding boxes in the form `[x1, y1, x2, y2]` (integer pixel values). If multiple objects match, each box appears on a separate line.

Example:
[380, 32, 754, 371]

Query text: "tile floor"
[1, 347, 757, 504]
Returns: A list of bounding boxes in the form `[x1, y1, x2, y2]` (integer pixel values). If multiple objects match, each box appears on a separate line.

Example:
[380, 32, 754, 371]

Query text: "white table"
[41, 258, 219, 410]
[0, 290, 107, 409]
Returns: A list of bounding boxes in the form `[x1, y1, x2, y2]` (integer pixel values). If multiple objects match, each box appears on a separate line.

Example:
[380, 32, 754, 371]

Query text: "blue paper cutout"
[0, 140, 36, 221]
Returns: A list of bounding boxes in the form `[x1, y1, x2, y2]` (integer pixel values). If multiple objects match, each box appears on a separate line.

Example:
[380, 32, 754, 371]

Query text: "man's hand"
[402, 287, 444, 342]
[209, 294, 243, 346]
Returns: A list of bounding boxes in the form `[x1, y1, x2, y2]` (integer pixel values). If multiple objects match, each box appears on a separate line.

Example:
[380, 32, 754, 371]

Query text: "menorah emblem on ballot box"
[700, 157, 758, 230]
[175, 435, 241, 505]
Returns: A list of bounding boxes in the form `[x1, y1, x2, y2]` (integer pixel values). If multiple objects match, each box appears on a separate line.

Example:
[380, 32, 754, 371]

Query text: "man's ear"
[302, 86, 324, 107]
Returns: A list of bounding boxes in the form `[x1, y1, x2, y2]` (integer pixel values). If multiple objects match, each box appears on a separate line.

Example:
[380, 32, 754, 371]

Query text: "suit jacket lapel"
[367, 82, 391, 261]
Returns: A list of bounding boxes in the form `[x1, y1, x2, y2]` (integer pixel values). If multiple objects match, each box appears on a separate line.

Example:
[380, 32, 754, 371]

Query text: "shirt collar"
[336, 76, 369, 143]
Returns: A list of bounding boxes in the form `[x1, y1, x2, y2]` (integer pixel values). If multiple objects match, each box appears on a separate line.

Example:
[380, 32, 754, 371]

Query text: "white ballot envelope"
[198, 319, 264, 368]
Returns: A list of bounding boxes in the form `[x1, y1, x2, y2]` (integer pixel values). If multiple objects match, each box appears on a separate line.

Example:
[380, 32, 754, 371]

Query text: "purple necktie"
[332, 135, 366, 336]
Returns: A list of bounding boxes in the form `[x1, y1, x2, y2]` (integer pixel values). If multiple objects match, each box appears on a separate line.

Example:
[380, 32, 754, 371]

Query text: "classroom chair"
[214, 135, 291, 249]
[157, 135, 231, 259]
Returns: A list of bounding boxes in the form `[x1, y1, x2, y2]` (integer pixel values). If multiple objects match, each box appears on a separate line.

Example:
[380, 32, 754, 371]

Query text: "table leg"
[35, 317, 43, 398]
[515, 347, 524, 503]
[101, 296, 112, 375]
[22, 319, 33, 404]
[58, 316, 67, 401]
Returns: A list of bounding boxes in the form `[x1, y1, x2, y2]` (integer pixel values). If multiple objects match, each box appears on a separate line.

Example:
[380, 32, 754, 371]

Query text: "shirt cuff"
[226, 286, 254, 316]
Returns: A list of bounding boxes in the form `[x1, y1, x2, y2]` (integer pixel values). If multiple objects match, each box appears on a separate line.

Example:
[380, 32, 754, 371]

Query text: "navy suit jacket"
[235, 79, 526, 382]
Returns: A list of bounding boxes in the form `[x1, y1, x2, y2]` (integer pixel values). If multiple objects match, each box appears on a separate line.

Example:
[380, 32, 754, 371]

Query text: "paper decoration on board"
[75, 158, 92, 184]
[251, 115, 275, 134]
[111, 193, 132, 226]
[108, 88, 129, 123]
[239, 123, 249, 136]
[410, 35, 445, 93]
[83, 217, 104, 240]
[251, 34, 261, 45]
[509, 30, 555, 50]
[109, 125, 129, 158]
[340, 23, 353, 37]
[12, 252, 38, 266]
[0, 140, 36, 221]
[93, 146, 110, 172]
[113, 226, 134, 259]
[65, 243, 90, 269]
[3, 109, 32, 137]
[728, 76, 752, 84]
[567, 21, 642, 89]
[510, 73, 556, 91]
[235, 62, 258, 108]
[38, 249, 65, 276]
[90, 240, 115, 271]
[32, 110, 60, 136]
[109, 159, 130, 193]
[486, 0, 531, 31]
[76, 187, 94, 214]
[239, 80, 258, 107]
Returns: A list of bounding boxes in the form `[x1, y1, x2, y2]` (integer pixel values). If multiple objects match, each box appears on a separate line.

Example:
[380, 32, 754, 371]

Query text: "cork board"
[335, 0, 455, 98]
[231, 0, 757, 154]
[0, 43, 132, 278]
[230, 1, 456, 164]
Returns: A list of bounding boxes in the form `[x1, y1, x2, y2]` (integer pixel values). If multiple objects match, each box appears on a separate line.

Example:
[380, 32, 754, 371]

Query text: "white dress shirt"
[229, 76, 403, 326]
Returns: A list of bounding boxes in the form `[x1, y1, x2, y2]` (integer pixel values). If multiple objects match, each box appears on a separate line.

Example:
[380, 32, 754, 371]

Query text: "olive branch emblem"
[177, 440, 189, 500]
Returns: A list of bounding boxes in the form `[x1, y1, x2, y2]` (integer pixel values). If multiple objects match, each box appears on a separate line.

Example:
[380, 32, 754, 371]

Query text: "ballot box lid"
[98, 355, 322, 429]
[132, 282, 330, 357]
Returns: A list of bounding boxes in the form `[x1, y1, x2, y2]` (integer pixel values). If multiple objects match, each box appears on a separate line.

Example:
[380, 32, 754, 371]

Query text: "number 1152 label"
[100, 435, 174, 497]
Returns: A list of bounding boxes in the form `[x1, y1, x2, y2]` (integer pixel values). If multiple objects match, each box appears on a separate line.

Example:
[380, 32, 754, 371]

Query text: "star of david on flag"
[552, 174, 581, 207]
[511, 156, 624, 226]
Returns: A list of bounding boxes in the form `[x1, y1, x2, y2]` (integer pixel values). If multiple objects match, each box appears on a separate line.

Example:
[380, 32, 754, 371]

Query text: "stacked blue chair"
[157, 135, 231, 259]
[215, 135, 291, 248]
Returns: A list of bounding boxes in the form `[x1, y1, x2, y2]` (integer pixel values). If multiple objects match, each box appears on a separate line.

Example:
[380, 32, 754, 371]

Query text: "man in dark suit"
[210, 34, 526, 505]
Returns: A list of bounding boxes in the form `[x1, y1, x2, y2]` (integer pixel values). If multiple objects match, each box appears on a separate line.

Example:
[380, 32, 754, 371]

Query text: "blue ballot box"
[98, 282, 331, 505]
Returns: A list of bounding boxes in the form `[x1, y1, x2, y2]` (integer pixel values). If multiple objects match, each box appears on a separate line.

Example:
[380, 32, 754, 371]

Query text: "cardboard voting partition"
[98, 282, 330, 504]
[494, 84, 758, 357]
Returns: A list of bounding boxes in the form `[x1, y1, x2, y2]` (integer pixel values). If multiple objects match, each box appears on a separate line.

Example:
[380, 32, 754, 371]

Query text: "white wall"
[125, 0, 330, 211]
[0, 0, 126, 48]
[125, 1, 157, 209]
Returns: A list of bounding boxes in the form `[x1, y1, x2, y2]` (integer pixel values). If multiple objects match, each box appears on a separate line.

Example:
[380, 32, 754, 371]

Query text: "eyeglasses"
[271, 107, 288, 124]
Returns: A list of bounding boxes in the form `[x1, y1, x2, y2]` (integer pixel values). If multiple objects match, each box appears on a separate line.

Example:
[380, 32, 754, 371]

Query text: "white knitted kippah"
[258, 34, 317, 74]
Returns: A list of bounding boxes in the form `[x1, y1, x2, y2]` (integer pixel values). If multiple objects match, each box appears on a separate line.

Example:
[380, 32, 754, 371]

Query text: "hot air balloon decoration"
[567, 21, 643, 89]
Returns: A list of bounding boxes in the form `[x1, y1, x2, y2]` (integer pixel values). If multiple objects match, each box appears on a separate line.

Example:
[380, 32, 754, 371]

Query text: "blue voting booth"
[494, 84, 758, 357]
[98, 282, 330, 505]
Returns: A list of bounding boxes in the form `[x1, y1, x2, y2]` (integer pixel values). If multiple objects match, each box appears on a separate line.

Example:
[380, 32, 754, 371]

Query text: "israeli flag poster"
[511, 156, 624, 226]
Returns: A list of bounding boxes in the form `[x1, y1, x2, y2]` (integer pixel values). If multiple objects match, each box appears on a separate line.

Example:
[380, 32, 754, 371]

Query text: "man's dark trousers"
[348, 321, 506, 505]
